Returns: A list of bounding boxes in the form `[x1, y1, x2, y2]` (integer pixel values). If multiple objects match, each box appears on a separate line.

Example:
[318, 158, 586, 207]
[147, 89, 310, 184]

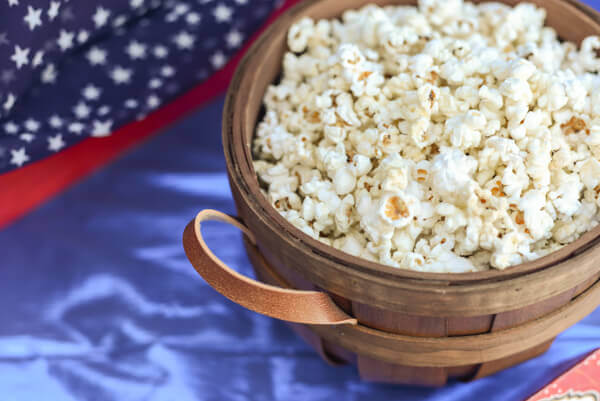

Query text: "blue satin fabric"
[1, 95, 599, 400]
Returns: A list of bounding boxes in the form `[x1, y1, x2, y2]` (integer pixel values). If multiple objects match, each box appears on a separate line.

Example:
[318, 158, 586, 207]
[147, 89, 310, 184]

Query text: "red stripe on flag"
[0, 0, 301, 229]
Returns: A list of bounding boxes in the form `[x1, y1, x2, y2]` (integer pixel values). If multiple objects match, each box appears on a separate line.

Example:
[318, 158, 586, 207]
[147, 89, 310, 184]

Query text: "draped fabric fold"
[0, 0, 279, 172]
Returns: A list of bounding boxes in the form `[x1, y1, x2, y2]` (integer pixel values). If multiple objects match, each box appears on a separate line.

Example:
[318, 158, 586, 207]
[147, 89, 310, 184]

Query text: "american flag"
[0, 0, 281, 173]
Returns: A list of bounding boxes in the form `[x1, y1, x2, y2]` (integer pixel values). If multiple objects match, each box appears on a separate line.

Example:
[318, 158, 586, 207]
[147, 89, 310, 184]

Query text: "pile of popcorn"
[252, 0, 600, 272]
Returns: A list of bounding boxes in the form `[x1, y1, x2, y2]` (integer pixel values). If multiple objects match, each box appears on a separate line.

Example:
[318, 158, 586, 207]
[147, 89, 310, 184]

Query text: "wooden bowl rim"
[223, 0, 600, 285]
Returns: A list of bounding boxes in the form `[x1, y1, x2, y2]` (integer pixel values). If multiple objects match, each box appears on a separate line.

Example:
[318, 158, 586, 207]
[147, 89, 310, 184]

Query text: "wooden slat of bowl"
[225, 0, 600, 386]
[469, 339, 555, 380]
[244, 237, 600, 382]
[358, 357, 450, 386]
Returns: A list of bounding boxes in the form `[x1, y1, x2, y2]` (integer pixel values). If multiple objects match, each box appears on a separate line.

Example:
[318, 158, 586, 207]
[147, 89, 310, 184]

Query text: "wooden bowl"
[183, 0, 600, 386]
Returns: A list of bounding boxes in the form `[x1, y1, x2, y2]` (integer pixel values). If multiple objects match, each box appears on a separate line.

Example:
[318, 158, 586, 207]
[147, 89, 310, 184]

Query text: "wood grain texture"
[470, 340, 555, 380]
[244, 238, 600, 367]
[357, 356, 448, 386]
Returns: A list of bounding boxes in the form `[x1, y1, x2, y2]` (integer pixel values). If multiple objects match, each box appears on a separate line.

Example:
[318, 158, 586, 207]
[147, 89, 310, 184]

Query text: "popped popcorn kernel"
[561, 116, 587, 135]
[515, 211, 525, 225]
[384, 196, 410, 220]
[253, 0, 600, 273]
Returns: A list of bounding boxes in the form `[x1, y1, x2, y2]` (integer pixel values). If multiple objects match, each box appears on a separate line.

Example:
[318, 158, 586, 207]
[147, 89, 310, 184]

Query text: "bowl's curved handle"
[183, 209, 357, 326]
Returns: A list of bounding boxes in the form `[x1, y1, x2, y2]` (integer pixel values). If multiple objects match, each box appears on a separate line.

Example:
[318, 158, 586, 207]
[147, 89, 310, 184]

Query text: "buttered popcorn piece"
[253, 0, 600, 273]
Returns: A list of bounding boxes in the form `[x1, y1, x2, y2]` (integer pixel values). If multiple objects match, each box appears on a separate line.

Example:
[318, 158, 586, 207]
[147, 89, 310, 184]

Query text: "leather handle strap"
[183, 209, 357, 326]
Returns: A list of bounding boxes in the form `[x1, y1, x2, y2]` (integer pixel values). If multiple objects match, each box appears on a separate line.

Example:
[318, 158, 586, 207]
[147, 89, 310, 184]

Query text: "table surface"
[2, 92, 600, 400]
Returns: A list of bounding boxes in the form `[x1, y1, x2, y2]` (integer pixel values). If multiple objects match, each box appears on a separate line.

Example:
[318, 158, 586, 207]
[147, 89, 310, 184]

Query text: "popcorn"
[579, 158, 600, 191]
[549, 171, 583, 217]
[446, 110, 485, 150]
[253, 0, 600, 272]
[430, 148, 477, 205]
[287, 17, 314, 53]
[540, 81, 568, 111]
[333, 168, 356, 195]
[436, 202, 467, 233]
[335, 194, 355, 232]
[519, 189, 554, 240]
[578, 36, 600, 73]
[500, 78, 533, 103]
[335, 233, 364, 257]
[380, 192, 420, 228]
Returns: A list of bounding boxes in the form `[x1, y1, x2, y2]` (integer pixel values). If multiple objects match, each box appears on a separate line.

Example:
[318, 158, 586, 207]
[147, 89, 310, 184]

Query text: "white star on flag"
[68, 122, 85, 134]
[126, 41, 147, 59]
[98, 105, 111, 116]
[4, 122, 18, 134]
[130, 0, 144, 8]
[87, 47, 107, 65]
[49, 115, 63, 128]
[24, 6, 43, 30]
[186, 13, 201, 25]
[125, 99, 138, 108]
[173, 31, 195, 50]
[147, 95, 160, 108]
[78, 30, 89, 44]
[174, 3, 190, 15]
[48, 134, 65, 152]
[153, 45, 168, 58]
[48, 2, 60, 20]
[113, 15, 128, 28]
[161, 65, 175, 77]
[19, 133, 35, 143]
[93, 7, 111, 28]
[10, 148, 29, 167]
[213, 4, 233, 22]
[11, 45, 29, 69]
[57, 30, 75, 51]
[91, 120, 113, 137]
[41, 64, 57, 83]
[210, 51, 226, 69]
[82, 85, 101, 101]
[73, 102, 91, 119]
[110, 66, 133, 84]
[226, 30, 243, 48]
[24, 119, 39, 132]
[3, 94, 15, 111]
[32, 50, 44, 67]
[149, 78, 162, 89]
[165, 12, 178, 23]
[8, 0, 19, 7]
